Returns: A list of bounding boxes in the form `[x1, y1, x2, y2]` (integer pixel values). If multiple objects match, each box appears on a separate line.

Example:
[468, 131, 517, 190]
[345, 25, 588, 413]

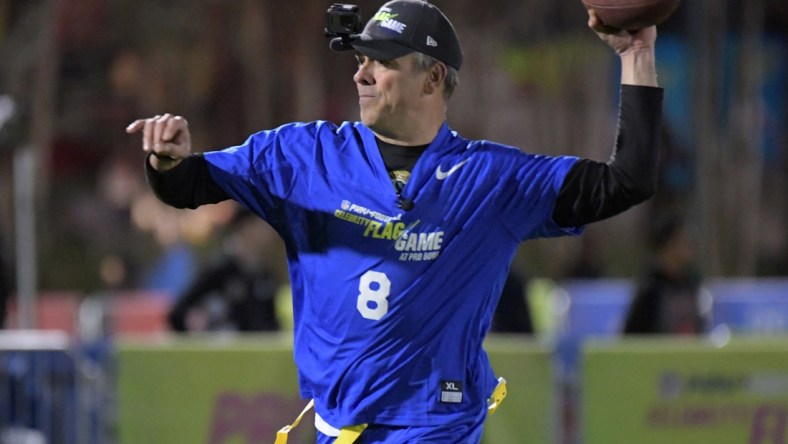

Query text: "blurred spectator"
[92, 152, 146, 290]
[491, 270, 533, 334]
[139, 238, 197, 300]
[168, 211, 281, 332]
[0, 238, 8, 328]
[623, 216, 706, 335]
[131, 193, 198, 300]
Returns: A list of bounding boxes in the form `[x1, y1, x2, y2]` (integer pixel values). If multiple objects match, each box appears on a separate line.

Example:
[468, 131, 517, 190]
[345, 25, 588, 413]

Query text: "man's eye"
[354, 54, 393, 69]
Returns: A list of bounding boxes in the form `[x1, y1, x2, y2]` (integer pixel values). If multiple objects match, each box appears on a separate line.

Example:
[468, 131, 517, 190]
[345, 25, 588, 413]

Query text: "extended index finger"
[125, 119, 146, 134]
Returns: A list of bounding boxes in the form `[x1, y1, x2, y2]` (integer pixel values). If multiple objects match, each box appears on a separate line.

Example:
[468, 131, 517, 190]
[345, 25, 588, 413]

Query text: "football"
[581, 0, 681, 30]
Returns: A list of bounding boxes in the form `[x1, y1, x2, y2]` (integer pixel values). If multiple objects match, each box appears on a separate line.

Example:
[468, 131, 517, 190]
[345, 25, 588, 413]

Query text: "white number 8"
[357, 271, 391, 320]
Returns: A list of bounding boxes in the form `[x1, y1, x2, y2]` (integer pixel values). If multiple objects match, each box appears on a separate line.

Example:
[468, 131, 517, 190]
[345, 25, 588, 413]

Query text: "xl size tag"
[440, 380, 463, 404]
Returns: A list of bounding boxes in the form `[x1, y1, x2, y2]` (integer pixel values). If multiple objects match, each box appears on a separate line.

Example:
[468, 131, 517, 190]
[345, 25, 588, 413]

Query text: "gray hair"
[413, 52, 459, 99]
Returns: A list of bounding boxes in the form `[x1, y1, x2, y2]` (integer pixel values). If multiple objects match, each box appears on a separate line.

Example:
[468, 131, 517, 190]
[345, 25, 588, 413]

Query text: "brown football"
[581, 0, 681, 30]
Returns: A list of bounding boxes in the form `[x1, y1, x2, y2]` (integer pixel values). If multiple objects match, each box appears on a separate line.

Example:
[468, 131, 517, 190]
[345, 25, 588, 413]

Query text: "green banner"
[116, 335, 554, 444]
[583, 338, 788, 444]
[483, 336, 555, 444]
[117, 335, 314, 444]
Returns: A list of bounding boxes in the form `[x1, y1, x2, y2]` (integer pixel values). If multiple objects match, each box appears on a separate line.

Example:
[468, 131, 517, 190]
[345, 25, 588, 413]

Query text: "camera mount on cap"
[325, 3, 363, 51]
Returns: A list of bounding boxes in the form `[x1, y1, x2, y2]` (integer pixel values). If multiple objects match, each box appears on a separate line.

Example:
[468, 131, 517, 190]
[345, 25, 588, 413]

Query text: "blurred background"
[0, 0, 786, 293]
[0, 0, 786, 443]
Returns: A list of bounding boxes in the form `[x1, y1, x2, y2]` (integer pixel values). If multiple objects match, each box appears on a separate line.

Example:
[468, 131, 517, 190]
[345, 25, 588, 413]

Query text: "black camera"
[325, 4, 362, 50]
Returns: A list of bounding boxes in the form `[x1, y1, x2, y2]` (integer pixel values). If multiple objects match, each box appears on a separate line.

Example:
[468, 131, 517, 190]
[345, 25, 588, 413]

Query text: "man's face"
[353, 52, 428, 138]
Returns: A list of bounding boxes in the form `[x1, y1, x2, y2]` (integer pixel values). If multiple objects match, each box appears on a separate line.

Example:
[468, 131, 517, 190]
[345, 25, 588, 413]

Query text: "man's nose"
[353, 61, 374, 85]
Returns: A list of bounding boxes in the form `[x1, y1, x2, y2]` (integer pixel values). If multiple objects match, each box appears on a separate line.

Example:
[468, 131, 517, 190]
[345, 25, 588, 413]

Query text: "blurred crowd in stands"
[0, 0, 786, 333]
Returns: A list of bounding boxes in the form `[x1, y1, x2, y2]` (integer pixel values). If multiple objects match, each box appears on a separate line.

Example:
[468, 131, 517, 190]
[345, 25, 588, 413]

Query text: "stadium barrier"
[709, 279, 788, 334]
[0, 330, 109, 444]
[582, 338, 788, 444]
[114, 335, 556, 444]
[546, 277, 788, 444]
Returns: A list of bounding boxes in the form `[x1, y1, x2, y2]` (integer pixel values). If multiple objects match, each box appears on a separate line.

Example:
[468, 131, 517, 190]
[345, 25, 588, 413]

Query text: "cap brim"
[350, 34, 414, 61]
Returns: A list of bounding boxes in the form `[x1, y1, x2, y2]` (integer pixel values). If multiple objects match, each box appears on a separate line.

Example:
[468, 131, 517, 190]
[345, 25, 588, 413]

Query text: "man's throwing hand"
[587, 9, 656, 56]
[126, 113, 191, 170]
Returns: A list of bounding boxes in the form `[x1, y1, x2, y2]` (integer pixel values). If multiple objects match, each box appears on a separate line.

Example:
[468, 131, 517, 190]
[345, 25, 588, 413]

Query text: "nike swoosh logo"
[435, 159, 470, 180]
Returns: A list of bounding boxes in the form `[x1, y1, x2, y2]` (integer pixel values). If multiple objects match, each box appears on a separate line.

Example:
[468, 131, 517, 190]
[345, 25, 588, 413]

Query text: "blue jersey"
[203, 120, 581, 429]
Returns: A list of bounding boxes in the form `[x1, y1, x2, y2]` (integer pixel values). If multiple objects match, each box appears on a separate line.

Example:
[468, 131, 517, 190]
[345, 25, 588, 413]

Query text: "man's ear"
[424, 63, 447, 96]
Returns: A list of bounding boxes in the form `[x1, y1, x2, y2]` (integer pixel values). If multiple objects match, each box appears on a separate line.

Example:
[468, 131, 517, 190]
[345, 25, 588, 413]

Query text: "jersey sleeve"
[494, 151, 583, 241]
[202, 122, 317, 223]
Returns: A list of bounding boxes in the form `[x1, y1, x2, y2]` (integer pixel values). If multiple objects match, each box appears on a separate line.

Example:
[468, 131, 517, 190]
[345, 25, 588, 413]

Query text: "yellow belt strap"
[274, 399, 368, 444]
[334, 424, 369, 444]
[276, 376, 506, 444]
[487, 377, 507, 415]
[274, 399, 314, 444]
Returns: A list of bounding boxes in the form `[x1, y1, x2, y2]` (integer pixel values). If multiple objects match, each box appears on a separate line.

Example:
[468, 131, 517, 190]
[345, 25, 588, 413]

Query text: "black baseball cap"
[336, 0, 463, 71]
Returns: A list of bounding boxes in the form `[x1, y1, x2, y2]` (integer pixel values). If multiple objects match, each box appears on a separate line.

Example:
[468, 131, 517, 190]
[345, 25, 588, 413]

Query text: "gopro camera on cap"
[325, 4, 362, 50]
[326, 4, 362, 35]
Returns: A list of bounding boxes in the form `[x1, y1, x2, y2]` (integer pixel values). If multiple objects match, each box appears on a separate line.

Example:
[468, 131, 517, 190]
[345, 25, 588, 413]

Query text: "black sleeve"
[552, 85, 664, 227]
[145, 153, 230, 209]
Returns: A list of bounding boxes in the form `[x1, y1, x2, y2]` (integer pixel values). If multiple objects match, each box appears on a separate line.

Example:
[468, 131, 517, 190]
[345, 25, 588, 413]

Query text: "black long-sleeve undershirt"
[145, 152, 227, 209]
[146, 85, 663, 227]
[552, 85, 663, 227]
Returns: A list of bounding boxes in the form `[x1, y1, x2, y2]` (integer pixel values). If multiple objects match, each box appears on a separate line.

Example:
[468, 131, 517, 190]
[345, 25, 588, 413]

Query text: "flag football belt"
[274, 377, 507, 444]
